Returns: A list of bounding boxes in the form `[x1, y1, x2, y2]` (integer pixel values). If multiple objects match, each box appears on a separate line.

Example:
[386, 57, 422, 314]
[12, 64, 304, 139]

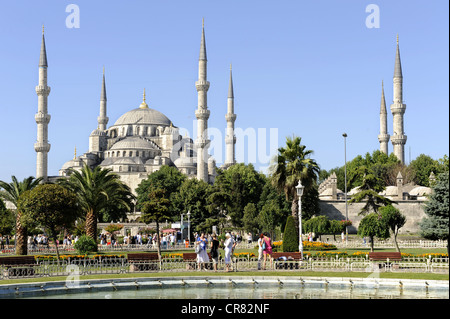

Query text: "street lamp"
[342, 133, 348, 244]
[180, 213, 184, 243]
[187, 210, 191, 246]
[295, 180, 305, 257]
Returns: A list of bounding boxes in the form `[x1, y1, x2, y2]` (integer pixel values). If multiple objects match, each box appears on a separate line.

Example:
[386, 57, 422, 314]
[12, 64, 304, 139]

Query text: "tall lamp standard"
[295, 180, 305, 257]
[187, 210, 191, 246]
[342, 133, 348, 243]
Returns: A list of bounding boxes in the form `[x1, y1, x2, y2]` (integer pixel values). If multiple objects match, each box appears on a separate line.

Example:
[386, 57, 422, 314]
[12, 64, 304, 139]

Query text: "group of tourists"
[194, 232, 274, 272]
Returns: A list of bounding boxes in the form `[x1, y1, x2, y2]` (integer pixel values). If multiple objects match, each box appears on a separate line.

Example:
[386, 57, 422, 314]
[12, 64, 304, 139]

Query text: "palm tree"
[58, 165, 134, 244]
[0, 176, 43, 255]
[270, 136, 320, 224]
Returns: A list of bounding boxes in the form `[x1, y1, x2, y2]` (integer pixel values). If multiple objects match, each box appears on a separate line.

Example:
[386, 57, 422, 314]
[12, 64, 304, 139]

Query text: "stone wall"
[318, 200, 427, 235]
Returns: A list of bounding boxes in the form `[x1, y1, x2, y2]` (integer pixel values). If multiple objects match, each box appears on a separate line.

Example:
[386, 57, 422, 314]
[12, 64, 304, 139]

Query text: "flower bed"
[302, 241, 337, 251]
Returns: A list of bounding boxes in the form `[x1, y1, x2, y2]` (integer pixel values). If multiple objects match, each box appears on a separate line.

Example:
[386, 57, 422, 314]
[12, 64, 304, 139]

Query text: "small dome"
[61, 157, 83, 170]
[379, 186, 398, 196]
[90, 129, 106, 137]
[174, 156, 197, 168]
[409, 186, 432, 196]
[319, 188, 343, 196]
[110, 137, 157, 150]
[348, 186, 361, 195]
[113, 108, 171, 126]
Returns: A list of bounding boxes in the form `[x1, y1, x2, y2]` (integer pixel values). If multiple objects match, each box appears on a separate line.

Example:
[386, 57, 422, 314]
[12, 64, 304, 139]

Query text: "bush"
[282, 216, 299, 252]
[74, 235, 98, 254]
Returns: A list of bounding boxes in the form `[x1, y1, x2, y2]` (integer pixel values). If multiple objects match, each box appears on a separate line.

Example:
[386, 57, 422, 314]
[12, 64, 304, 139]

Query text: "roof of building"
[113, 107, 172, 127]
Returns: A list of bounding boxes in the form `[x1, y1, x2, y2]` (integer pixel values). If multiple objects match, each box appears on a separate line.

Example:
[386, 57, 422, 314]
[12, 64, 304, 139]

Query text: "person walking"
[262, 232, 273, 270]
[196, 233, 209, 270]
[257, 233, 264, 270]
[210, 234, 220, 272]
[224, 233, 236, 272]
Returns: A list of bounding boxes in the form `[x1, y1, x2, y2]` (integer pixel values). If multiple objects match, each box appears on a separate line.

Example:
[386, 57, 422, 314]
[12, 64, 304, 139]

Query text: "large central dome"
[113, 107, 172, 126]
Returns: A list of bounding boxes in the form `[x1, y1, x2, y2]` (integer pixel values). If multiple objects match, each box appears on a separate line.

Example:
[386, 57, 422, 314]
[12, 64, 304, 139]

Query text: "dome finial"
[73, 146, 77, 160]
[140, 88, 148, 109]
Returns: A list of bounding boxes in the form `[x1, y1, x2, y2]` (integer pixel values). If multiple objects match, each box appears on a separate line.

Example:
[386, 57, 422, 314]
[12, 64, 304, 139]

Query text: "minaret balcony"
[195, 138, 210, 149]
[195, 109, 210, 120]
[225, 135, 236, 144]
[390, 134, 407, 145]
[97, 116, 109, 125]
[195, 80, 210, 92]
[225, 114, 236, 122]
[390, 103, 406, 114]
[35, 85, 51, 96]
[35, 112, 51, 124]
[377, 134, 390, 143]
[34, 142, 51, 153]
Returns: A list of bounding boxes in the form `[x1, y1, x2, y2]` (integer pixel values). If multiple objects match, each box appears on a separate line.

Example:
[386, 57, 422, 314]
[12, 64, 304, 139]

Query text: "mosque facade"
[43, 21, 238, 192]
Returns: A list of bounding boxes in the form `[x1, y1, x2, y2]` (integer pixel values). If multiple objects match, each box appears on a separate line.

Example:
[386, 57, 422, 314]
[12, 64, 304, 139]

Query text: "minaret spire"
[97, 67, 109, 130]
[390, 35, 407, 163]
[195, 19, 211, 182]
[378, 80, 389, 155]
[35, 26, 51, 181]
[225, 64, 237, 166]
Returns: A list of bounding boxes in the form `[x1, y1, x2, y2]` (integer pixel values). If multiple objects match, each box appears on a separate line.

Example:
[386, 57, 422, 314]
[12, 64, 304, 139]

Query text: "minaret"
[390, 35, 407, 164]
[225, 64, 236, 166]
[89, 69, 109, 154]
[34, 26, 51, 181]
[195, 19, 211, 182]
[378, 80, 389, 155]
[98, 67, 109, 130]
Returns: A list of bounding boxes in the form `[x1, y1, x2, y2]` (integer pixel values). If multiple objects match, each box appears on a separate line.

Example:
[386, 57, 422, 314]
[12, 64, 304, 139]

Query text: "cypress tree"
[282, 215, 299, 252]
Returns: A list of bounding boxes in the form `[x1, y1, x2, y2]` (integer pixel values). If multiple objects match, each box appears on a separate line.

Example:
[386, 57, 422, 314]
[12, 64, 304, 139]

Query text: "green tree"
[0, 176, 42, 255]
[409, 154, 441, 187]
[204, 187, 231, 234]
[211, 164, 265, 228]
[328, 220, 346, 241]
[58, 165, 134, 244]
[140, 188, 172, 260]
[0, 199, 14, 236]
[420, 172, 449, 254]
[242, 203, 260, 236]
[379, 205, 406, 252]
[357, 213, 390, 252]
[270, 136, 320, 227]
[348, 171, 392, 215]
[303, 215, 330, 241]
[18, 184, 79, 261]
[136, 165, 185, 211]
[259, 199, 281, 239]
[172, 178, 211, 239]
[282, 216, 298, 252]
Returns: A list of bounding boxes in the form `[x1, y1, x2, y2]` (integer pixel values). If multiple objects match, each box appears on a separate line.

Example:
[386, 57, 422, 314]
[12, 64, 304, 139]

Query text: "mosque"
[34, 21, 237, 192]
[32, 21, 434, 233]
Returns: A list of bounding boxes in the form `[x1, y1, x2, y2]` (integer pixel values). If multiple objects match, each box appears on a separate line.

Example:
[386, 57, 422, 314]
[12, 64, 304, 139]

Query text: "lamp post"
[342, 133, 348, 244]
[187, 210, 191, 246]
[295, 180, 305, 257]
[180, 213, 184, 243]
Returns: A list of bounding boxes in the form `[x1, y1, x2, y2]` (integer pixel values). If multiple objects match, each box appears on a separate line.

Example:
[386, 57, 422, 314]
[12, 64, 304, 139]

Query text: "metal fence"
[1, 255, 448, 280]
[0, 238, 447, 256]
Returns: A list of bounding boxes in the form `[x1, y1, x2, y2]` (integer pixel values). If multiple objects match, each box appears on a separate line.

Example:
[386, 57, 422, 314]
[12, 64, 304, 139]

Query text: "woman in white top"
[196, 233, 209, 270]
[224, 233, 236, 272]
[257, 233, 264, 270]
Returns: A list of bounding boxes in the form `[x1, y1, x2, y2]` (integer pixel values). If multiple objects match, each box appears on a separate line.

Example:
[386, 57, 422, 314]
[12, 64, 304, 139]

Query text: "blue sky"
[0, 0, 448, 182]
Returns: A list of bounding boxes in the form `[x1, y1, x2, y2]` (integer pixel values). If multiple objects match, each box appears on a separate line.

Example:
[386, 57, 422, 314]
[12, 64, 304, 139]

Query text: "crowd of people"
[193, 232, 274, 272]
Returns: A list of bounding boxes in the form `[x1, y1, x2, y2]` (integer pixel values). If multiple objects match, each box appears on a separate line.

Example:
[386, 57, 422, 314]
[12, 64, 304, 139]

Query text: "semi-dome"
[113, 107, 172, 126]
[110, 136, 159, 150]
